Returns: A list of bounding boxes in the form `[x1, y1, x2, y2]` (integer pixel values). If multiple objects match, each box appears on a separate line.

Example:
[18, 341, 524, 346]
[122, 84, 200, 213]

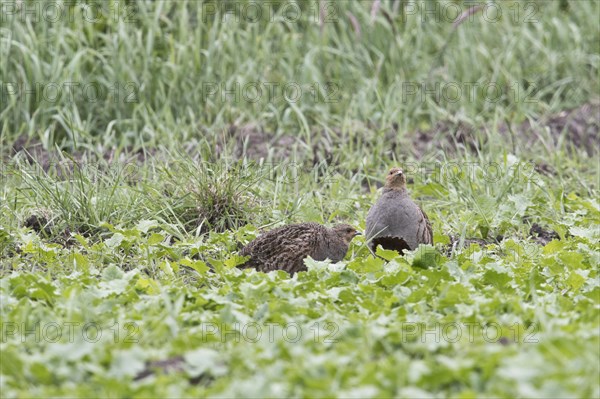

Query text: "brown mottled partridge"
[366, 167, 433, 254]
[239, 223, 361, 274]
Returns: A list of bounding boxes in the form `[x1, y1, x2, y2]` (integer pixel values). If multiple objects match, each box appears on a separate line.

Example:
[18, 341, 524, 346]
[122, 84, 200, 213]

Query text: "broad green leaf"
[438, 283, 472, 308]
[348, 256, 385, 273]
[566, 271, 586, 290]
[375, 246, 401, 261]
[184, 348, 228, 378]
[105, 233, 125, 249]
[147, 233, 165, 245]
[224, 255, 250, 268]
[570, 226, 600, 241]
[543, 240, 564, 254]
[559, 251, 586, 269]
[69, 253, 89, 270]
[412, 245, 443, 269]
[180, 259, 210, 274]
[483, 270, 512, 289]
[159, 260, 175, 276]
[102, 264, 125, 281]
[135, 278, 160, 294]
[136, 220, 159, 233]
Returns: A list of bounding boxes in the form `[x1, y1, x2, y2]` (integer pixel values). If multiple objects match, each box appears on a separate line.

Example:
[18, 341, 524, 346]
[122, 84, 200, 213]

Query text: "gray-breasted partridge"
[239, 222, 360, 274]
[366, 167, 433, 254]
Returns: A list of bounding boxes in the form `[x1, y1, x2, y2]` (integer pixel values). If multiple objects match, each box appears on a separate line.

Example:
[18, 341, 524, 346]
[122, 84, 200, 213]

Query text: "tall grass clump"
[13, 152, 143, 236]
[143, 157, 266, 235]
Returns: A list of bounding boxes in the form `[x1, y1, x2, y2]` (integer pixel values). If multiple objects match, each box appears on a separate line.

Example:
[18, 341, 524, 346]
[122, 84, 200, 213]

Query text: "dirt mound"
[529, 222, 560, 245]
[217, 123, 298, 161]
[7, 101, 598, 170]
[408, 120, 479, 158]
[500, 100, 599, 157]
[407, 100, 599, 158]
[7, 136, 154, 175]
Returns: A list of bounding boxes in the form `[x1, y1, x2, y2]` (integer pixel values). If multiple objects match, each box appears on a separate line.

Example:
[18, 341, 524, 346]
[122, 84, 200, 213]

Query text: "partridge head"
[385, 167, 407, 190]
[332, 223, 362, 244]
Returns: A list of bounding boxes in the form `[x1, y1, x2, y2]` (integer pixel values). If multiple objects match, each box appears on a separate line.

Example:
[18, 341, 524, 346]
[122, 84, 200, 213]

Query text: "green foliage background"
[0, 0, 599, 397]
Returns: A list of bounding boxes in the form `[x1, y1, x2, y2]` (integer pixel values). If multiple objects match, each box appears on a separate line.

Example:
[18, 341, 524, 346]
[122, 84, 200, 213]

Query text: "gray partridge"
[366, 167, 433, 254]
[239, 222, 360, 274]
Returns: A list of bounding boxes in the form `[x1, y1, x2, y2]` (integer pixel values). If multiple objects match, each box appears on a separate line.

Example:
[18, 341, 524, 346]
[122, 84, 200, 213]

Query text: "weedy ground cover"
[1, 1, 598, 397]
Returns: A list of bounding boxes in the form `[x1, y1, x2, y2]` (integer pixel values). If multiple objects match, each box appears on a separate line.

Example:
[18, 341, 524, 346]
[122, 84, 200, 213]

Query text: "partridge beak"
[354, 231, 362, 236]
[395, 170, 404, 176]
